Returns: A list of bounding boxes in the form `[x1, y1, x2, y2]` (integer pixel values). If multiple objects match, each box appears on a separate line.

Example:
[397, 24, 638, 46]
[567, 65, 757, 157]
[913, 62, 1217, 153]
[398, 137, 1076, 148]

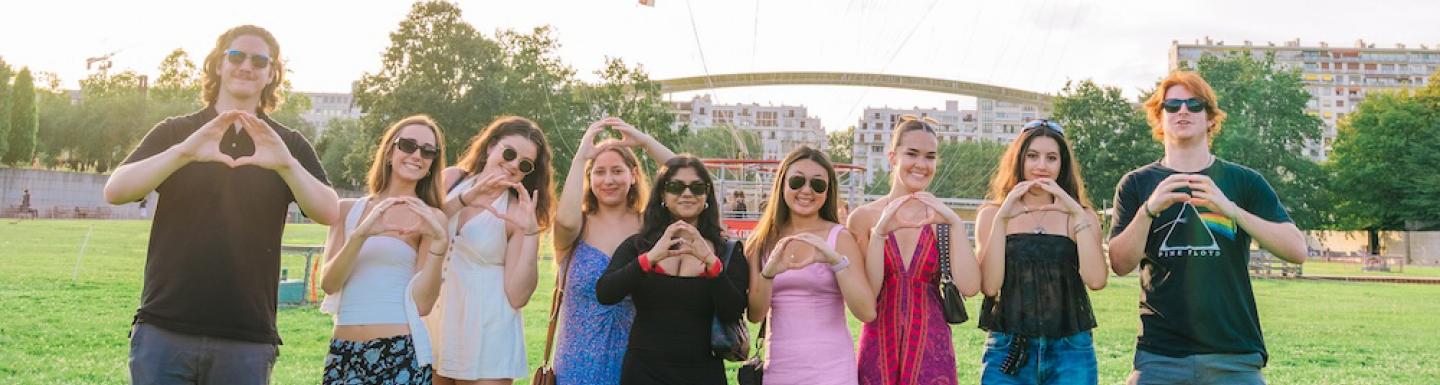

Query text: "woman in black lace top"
[974, 119, 1107, 385]
[595, 156, 749, 385]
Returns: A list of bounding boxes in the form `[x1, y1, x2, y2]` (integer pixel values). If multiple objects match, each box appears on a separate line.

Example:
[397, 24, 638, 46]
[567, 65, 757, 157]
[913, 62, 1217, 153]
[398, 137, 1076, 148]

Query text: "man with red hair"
[1106, 71, 1307, 385]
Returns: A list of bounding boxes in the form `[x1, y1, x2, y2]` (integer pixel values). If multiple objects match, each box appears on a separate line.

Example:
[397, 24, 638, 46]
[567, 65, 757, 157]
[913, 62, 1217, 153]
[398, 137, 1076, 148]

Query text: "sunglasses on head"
[501, 146, 535, 175]
[898, 114, 941, 130]
[786, 175, 829, 194]
[1023, 119, 1065, 136]
[393, 137, 439, 160]
[664, 180, 710, 196]
[224, 50, 271, 69]
[1162, 98, 1206, 113]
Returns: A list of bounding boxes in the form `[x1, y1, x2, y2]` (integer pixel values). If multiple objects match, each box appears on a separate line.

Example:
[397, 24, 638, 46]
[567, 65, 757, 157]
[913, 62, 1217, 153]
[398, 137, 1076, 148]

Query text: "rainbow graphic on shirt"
[1199, 211, 1236, 241]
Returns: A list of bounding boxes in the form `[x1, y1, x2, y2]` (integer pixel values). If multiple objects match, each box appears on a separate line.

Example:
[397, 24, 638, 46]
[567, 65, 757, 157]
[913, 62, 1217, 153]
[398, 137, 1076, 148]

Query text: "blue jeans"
[981, 331, 1098, 385]
[129, 322, 277, 385]
[1126, 349, 1265, 385]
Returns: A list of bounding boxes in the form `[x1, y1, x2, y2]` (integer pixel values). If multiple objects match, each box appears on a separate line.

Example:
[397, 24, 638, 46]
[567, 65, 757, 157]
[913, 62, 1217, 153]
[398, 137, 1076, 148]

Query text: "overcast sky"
[3, 0, 1437, 131]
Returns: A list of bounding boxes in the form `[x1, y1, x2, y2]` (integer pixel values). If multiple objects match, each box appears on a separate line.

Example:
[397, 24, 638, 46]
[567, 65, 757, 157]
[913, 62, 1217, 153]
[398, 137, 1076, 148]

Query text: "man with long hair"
[104, 25, 337, 384]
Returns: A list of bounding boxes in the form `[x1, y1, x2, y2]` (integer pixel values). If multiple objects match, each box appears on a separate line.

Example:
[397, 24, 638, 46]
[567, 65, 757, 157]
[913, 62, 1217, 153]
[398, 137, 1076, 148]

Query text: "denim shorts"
[980, 330, 1098, 385]
[1126, 349, 1265, 385]
[129, 322, 277, 385]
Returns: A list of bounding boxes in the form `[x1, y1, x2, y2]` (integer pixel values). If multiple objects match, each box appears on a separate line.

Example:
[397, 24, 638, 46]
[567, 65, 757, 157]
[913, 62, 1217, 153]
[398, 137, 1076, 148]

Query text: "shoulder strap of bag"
[937, 223, 953, 283]
[539, 216, 583, 367]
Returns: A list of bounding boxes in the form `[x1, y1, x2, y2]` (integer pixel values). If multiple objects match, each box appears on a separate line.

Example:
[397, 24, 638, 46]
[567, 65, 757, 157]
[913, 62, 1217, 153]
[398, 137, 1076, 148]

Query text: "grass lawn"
[3, 220, 1439, 384]
[1303, 260, 1440, 278]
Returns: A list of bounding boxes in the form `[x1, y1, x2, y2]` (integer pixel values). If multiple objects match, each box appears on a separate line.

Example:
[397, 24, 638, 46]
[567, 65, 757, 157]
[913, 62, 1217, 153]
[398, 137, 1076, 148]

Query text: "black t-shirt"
[121, 107, 329, 344]
[1109, 158, 1290, 362]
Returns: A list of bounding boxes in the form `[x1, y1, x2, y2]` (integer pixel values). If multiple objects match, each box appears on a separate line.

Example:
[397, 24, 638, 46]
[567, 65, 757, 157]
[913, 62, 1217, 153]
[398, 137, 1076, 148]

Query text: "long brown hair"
[367, 115, 446, 207]
[985, 123, 1092, 209]
[201, 25, 285, 113]
[745, 146, 840, 259]
[455, 116, 556, 231]
[582, 141, 649, 215]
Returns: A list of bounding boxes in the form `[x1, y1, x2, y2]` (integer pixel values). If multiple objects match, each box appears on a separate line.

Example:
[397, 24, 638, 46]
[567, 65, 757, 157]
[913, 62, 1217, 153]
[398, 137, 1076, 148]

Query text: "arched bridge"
[656, 71, 1053, 107]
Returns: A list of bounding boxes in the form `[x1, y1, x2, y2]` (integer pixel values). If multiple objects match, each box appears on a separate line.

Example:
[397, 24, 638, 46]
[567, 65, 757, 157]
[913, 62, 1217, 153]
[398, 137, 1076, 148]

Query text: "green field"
[1303, 260, 1440, 278]
[3, 220, 1439, 384]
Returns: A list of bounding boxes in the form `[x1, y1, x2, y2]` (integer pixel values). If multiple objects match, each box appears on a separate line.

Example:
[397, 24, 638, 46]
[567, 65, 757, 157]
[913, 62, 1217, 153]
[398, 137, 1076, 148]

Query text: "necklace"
[1023, 204, 1050, 234]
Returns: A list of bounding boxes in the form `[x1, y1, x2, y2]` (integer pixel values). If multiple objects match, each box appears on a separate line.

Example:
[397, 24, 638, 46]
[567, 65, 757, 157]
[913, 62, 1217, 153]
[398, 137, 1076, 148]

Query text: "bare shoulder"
[848, 200, 885, 227]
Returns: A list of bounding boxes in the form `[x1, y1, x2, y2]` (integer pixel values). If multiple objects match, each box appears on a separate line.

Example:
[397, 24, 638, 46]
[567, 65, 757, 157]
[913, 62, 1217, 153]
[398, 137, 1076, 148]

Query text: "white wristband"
[829, 254, 851, 273]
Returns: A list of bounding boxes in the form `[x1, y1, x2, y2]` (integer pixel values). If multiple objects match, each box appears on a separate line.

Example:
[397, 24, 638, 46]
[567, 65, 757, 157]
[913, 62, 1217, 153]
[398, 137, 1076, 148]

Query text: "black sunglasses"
[786, 176, 829, 194]
[664, 180, 710, 196]
[1023, 119, 1065, 136]
[1162, 98, 1206, 113]
[501, 146, 535, 175]
[224, 50, 271, 69]
[393, 137, 439, 160]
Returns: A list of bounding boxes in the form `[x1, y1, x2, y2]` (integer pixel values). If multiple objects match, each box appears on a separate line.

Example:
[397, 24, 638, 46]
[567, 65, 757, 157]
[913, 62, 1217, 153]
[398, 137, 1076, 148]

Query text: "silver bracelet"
[1072, 222, 1093, 236]
[829, 254, 851, 273]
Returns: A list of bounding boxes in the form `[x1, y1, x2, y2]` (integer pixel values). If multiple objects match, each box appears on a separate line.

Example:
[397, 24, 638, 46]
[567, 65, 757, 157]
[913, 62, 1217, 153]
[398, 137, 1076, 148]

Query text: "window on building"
[713, 110, 734, 125]
[872, 145, 882, 153]
[757, 111, 778, 127]
[873, 133, 881, 141]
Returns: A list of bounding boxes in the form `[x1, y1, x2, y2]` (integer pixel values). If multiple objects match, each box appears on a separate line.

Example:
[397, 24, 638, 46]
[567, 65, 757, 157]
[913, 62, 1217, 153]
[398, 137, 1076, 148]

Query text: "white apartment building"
[668, 95, 827, 161]
[851, 99, 1043, 185]
[300, 92, 364, 136]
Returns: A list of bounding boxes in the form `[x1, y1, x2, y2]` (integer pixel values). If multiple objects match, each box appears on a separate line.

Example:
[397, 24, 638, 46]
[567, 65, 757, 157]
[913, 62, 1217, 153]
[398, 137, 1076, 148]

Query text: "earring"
[662, 201, 668, 208]
[704, 202, 709, 209]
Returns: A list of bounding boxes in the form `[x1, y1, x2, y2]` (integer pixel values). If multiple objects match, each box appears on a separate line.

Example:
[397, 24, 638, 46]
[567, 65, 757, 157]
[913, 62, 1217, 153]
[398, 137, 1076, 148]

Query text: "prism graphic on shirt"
[1153, 201, 1235, 258]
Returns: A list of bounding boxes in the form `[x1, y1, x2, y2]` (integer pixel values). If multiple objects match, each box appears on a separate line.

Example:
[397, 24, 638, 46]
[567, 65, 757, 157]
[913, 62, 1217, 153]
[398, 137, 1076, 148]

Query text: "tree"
[315, 117, 373, 188]
[152, 48, 200, 104]
[350, 1, 679, 189]
[1189, 53, 1330, 228]
[827, 126, 854, 164]
[1327, 72, 1440, 231]
[0, 58, 13, 158]
[4, 68, 37, 165]
[862, 139, 1005, 199]
[1051, 79, 1161, 208]
[674, 125, 760, 159]
[930, 140, 1006, 199]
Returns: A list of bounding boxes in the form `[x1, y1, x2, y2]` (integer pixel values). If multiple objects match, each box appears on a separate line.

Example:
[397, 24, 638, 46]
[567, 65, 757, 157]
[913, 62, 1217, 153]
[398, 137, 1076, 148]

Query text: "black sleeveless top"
[978, 233, 1097, 338]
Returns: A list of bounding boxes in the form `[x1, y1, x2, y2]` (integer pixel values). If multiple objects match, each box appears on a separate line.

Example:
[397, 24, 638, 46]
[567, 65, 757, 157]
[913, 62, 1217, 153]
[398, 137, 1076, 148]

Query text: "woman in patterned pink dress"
[847, 116, 982, 385]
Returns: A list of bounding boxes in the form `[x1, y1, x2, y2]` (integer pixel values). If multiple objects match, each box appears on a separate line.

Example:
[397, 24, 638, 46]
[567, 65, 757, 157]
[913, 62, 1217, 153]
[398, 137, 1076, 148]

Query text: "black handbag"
[710, 240, 751, 361]
[737, 316, 767, 385]
[936, 223, 969, 324]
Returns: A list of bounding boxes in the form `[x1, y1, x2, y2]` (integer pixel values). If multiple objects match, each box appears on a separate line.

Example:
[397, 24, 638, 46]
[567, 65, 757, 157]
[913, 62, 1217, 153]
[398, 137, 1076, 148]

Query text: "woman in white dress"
[428, 116, 555, 385]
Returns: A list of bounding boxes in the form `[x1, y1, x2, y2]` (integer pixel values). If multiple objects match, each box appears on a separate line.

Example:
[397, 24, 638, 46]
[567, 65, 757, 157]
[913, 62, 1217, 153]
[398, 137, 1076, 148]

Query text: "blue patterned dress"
[553, 240, 635, 385]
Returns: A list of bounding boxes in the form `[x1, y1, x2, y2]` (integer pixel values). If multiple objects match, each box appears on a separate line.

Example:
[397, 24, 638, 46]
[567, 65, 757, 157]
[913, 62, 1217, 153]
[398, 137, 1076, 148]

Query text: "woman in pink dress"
[847, 116, 981, 385]
[746, 146, 876, 385]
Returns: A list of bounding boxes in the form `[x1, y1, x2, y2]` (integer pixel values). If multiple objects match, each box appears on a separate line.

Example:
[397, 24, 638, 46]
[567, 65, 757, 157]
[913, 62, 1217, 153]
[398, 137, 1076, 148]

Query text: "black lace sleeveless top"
[978, 233, 1097, 338]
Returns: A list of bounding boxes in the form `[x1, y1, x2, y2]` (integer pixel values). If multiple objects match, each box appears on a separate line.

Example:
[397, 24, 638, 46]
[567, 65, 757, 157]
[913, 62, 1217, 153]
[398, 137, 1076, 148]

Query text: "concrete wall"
[1307, 230, 1440, 265]
[1, 167, 364, 220]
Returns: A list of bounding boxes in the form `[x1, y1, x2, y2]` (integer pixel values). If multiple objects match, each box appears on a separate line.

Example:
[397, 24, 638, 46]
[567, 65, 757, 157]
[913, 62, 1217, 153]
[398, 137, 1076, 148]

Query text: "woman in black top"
[595, 155, 749, 385]
[975, 119, 1107, 385]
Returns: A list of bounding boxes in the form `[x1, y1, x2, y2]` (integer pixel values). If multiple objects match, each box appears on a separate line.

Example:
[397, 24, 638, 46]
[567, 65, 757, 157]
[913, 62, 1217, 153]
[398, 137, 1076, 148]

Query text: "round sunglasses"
[1162, 98, 1206, 113]
[501, 146, 535, 175]
[393, 137, 439, 160]
[786, 176, 829, 194]
[224, 50, 271, 69]
[664, 180, 710, 196]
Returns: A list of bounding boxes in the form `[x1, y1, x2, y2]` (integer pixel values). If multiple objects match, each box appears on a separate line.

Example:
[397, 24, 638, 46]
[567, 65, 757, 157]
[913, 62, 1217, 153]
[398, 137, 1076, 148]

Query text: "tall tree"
[827, 126, 854, 164]
[0, 58, 14, 157]
[152, 48, 200, 104]
[315, 117, 372, 188]
[1327, 71, 1440, 231]
[1187, 53, 1329, 228]
[4, 68, 38, 165]
[1051, 79, 1161, 208]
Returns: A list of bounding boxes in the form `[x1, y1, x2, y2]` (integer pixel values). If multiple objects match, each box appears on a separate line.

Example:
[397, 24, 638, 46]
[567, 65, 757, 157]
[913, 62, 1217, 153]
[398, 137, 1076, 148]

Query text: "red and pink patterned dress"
[857, 224, 957, 385]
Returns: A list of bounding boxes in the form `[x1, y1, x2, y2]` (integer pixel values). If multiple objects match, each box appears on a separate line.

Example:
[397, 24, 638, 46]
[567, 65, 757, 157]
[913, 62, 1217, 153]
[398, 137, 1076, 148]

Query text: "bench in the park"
[2, 205, 38, 218]
[1249, 250, 1303, 278]
[279, 244, 323, 306]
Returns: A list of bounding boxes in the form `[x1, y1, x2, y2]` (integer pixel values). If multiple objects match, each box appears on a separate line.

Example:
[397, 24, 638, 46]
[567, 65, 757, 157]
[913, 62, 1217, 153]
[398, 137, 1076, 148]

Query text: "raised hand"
[995, 180, 1043, 220]
[874, 195, 919, 235]
[232, 113, 296, 170]
[784, 233, 841, 265]
[354, 198, 415, 238]
[1184, 174, 1237, 218]
[1030, 179, 1086, 219]
[910, 192, 962, 225]
[400, 197, 448, 243]
[493, 183, 541, 236]
[178, 110, 245, 166]
[579, 118, 619, 160]
[759, 236, 804, 278]
[608, 119, 647, 148]
[460, 170, 515, 209]
[647, 221, 689, 263]
[1144, 174, 1195, 218]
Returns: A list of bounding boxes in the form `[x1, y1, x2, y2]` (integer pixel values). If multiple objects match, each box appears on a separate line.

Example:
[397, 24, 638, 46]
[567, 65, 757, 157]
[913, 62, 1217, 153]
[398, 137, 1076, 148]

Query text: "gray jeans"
[1126, 349, 1265, 385]
[129, 322, 277, 385]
